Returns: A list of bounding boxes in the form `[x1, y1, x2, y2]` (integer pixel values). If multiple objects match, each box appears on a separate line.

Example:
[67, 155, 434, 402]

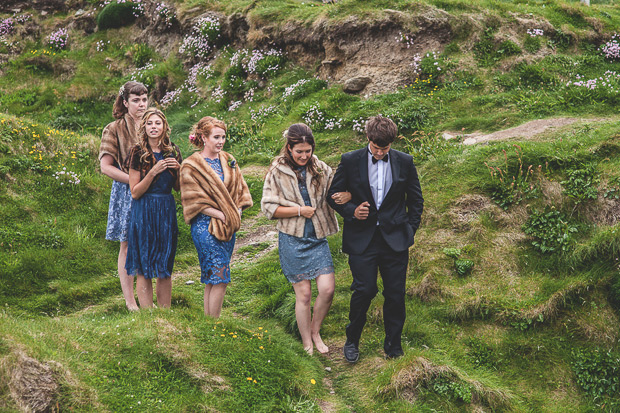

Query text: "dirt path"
[441, 117, 609, 145]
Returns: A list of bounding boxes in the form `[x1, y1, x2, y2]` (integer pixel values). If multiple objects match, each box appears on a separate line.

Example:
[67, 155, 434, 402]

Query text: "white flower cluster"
[352, 117, 366, 133]
[211, 86, 225, 103]
[601, 34, 620, 61]
[53, 168, 80, 185]
[250, 105, 277, 123]
[396, 31, 415, 48]
[527, 28, 544, 37]
[303, 103, 343, 130]
[244, 88, 255, 102]
[154, 2, 176, 28]
[95, 40, 110, 52]
[129, 62, 154, 82]
[566, 71, 620, 92]
[179, 16, 220, 60]
[228, 100, 242, 112]
[282, 79, 310, 101]
[160, 62, 213, 108]
[230, 48, 284, 77]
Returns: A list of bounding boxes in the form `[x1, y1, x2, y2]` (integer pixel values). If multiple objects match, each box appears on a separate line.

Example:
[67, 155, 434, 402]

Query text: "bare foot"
[304, 346, 313, 355]
[311, 332, 329, 354]
[127, 304, 139, 312]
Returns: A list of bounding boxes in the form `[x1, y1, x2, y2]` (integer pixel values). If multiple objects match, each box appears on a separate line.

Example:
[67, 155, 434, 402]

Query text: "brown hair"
[189, 116, 227, 149]
[112, 81, 148, 119]
[365, 115, 398, 147]
[137, 108, 174, 164]
[276, 123, 321, 190]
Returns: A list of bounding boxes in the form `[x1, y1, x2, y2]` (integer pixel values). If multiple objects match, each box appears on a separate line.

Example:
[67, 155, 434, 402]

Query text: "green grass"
[2, 0, 620, 410]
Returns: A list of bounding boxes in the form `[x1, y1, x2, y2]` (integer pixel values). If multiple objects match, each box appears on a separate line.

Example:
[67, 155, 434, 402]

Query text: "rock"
[75, 9, 84, 16]
[5, 352, 59, 413]
[325, 367, 332, 372]
[185, 280, 195, 285]
[343, 76, 372, 93]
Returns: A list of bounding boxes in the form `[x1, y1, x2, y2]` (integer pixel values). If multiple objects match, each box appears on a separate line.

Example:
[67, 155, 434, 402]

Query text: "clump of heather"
[601, 34, 620, 61]
[160, 62, 213, 108]
[527, 28, 544, 37]
[0, 18, 14, 36]
[179, 16, 220, 60]
[153, 2, 176, 28]
[47, 28, 68, 50]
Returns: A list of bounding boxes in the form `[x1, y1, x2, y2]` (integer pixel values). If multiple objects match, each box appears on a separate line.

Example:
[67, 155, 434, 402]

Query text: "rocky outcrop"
[0, 0, 67, 13]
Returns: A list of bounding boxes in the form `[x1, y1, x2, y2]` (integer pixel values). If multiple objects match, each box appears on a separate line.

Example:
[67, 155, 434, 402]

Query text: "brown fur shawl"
[180, 151, 253, 241]
[98, 114, 138, 174]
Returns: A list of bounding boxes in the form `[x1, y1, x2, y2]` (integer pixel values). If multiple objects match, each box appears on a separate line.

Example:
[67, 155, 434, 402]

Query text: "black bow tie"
[371, 154, 388, 164]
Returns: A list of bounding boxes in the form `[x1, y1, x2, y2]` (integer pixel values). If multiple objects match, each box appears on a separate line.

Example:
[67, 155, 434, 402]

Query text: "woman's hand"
[331, 191, 352, 204]
[300, 206, 316, 218]
[216, 210, 227, 223]
[165, 157, 180, 170]
[149, 159, 168, 177]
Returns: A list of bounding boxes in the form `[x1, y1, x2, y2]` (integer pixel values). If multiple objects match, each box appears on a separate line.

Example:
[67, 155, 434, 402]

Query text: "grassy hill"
[1, 0, 620, 411]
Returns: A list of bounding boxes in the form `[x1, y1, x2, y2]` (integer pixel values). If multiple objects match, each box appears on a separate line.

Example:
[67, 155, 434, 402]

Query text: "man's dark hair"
[365, 116, 397, 147]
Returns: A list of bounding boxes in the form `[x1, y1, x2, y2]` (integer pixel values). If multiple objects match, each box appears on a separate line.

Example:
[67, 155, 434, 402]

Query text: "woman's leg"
[207, 283, 228, 318]
[203, 284, 213, 316]
[292, 280, 314, 354]
[119, 241, 138, 311]
[311, 272, 335, 354]
[156, 276, 172, 308]
[136, 275, 154, 308]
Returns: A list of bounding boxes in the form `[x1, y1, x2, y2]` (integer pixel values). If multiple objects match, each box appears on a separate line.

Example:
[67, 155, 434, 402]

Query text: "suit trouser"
[346, 228, 409, 354]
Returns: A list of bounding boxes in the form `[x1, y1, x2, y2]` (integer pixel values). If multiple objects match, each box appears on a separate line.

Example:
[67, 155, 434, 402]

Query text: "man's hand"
[354, 201, 370, 220]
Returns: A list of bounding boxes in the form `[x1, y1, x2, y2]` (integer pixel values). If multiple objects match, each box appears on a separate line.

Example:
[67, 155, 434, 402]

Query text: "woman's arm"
[129, 159, 169, 199]
[273, 205, 315, 219]
[201, 207, 226, 223]
[100, 154, 129, 184]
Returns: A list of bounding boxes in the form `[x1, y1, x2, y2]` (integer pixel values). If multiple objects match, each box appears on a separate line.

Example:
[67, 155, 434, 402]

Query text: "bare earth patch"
[442, 117, 608, 145]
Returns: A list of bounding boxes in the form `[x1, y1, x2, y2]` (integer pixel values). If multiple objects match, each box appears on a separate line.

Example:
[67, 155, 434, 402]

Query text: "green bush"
[572, 348, 620, 398]
[523, 207, 577, 254]
[222, 64, 245, 95]
[130, 43, 154, 68]
[496, 40, 521, 58]
[561, 163, 599, 204]
[524, 36, 542, 53]
[96, 2, 138, 30]
[455, 259, 475, 276]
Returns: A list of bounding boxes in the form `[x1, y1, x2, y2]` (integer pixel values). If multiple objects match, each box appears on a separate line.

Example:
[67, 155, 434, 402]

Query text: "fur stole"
[180, 151, 253, 241]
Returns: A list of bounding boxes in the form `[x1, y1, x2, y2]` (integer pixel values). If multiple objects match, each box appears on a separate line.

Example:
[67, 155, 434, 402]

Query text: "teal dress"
[125, 152, 178, 279]
[278, 167, 334, 283]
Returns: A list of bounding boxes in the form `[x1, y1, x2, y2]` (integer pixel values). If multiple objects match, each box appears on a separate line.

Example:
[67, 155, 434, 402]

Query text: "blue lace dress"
[191, 157, 236, 285]
[125, 152, 178, 279]
[278, 167, 334, 283]
[105, 180, 132, 242]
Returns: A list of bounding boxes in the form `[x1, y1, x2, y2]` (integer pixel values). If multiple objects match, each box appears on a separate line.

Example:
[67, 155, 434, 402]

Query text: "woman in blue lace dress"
[261, 123, 350, 354]
[180, 117, 252, 318]
[125, 108, 182, 308]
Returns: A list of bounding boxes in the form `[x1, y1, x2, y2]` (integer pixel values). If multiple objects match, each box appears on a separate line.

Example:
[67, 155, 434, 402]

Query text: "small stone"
[343, 76, 372, 94]
[329, 390, 335, 394]
[324, 367, 332, 372]
[41, 11, 47, 16]
[185, 280, 195, 285]
[75, 9, 85, 16]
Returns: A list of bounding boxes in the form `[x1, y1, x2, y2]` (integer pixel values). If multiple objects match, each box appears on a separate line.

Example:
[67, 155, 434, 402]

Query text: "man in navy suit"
[327, 116, 423, 362]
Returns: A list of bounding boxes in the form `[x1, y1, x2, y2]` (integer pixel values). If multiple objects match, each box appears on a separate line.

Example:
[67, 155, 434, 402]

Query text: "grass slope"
[1, 0, 620, 411]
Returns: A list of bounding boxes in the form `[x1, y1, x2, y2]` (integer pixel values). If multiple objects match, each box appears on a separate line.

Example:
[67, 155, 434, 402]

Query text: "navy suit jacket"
[327, 148, 423, 255]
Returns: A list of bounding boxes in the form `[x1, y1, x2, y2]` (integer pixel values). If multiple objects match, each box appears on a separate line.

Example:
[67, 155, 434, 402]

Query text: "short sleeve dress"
[278, 167, 334, 283]
[190, 157, 236, 285]
[125, 151, 178, 279]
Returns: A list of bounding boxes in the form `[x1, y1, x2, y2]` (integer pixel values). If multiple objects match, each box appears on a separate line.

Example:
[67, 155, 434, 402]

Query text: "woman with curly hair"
[125, 107, 182, 308]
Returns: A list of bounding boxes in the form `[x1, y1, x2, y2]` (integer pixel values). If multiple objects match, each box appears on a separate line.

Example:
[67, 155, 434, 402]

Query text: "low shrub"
[523, 207, 577, 254]
[572, 348, 620, 398]
[96, 2, 139, 30]
[561, 163, 599, 205]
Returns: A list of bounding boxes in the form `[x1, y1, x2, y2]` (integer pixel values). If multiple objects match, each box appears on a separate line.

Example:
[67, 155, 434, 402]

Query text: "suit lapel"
[382, 150, 400, 205]
[358, 149, 376, 209]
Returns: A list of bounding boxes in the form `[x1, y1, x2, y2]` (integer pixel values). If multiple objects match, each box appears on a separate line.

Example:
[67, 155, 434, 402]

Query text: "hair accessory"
[189, 134, 196, 143]
[118, 85, 125, 98]
[282, 129, 289, 139]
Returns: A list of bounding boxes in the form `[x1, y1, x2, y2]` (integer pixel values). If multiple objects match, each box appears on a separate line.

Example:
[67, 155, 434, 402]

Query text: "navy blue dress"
[278, 167, 334, 283]
[191, 158, 236, 285]
[125, 152, 178, 279]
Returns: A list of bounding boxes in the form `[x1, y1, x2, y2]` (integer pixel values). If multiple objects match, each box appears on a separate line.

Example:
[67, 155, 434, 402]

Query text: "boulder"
[343, 76, 372, 93]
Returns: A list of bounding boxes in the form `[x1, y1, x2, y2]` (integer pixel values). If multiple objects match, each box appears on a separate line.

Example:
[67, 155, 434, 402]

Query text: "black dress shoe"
[343, 340, 359, 363]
